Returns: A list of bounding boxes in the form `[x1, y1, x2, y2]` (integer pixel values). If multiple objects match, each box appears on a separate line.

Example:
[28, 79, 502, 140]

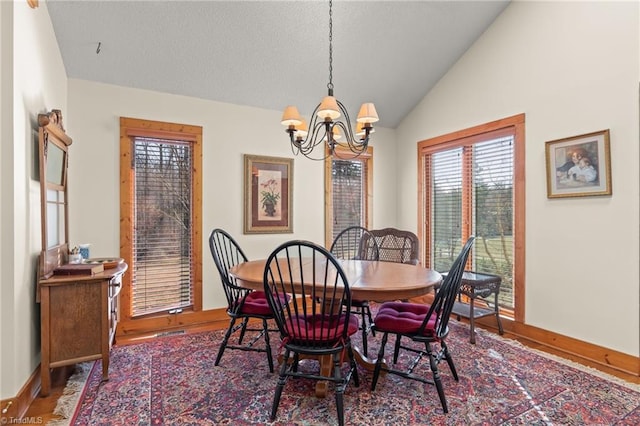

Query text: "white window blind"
[132, 137, 194, 316]
[331, 159, 365, 241]
[431, 148, 464, 272]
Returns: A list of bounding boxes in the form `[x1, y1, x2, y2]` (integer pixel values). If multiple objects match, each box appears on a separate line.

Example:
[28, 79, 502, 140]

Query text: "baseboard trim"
[116, 307, 229, 339]
[1, 364, 45, 420]
[473, 315, 640, 378]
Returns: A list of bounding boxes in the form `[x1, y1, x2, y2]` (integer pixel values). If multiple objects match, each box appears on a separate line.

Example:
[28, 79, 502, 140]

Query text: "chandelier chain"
[327, 0, 333, 92]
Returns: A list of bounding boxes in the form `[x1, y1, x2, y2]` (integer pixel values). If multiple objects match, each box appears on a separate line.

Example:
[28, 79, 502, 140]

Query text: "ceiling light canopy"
[280, 0, 379, 160]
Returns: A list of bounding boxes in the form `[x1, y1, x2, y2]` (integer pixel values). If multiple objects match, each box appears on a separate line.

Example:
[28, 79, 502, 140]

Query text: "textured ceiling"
[46, 0, 510, 129]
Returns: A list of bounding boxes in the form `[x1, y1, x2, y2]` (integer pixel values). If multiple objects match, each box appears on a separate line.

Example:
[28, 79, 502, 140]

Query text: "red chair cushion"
[285, 314, 359, 343]
[374, 301, 437, 336]
[237, 291, 287, 316]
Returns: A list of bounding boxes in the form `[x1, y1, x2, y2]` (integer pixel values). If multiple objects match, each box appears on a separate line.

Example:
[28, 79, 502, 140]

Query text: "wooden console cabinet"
[39, 262, 127, 396]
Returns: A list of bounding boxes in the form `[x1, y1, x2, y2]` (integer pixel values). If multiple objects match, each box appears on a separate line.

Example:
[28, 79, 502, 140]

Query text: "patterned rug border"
[472, 326, 640, 393]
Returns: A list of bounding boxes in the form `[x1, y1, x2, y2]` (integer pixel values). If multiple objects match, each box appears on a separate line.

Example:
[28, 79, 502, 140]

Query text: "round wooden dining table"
[229, 259, 442, 397]
[230, 259, 442, 301]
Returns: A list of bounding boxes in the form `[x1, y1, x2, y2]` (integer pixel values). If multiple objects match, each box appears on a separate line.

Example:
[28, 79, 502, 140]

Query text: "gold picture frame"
[244, 154, 293, 234]
[545, 129, 612, 198]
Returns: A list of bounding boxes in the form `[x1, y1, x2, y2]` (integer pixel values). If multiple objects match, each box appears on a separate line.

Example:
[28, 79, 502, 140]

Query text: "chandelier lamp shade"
[280, 0, 379, 160]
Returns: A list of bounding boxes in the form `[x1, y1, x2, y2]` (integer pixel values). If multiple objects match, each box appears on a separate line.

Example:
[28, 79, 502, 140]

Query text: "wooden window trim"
[417, 114, 525, 323]
[119, 117, 203, 335]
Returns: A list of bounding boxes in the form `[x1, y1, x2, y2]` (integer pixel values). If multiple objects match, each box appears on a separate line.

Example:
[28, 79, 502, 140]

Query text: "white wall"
[1, 1, 68, 399]
[396, 1, 639, 356]
[66, 80, 397, 310]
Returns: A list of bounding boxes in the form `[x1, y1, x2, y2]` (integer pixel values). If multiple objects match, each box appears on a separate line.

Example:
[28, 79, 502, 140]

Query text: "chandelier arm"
[299, 121, 333, 161]
[335, 100, 358, 143]
[313, 121, 331, 151]
[296, 118, 328, 158]
[335, 99, 369, 155]
[291, 103, 322, 149]
[289, 127, 303, 156]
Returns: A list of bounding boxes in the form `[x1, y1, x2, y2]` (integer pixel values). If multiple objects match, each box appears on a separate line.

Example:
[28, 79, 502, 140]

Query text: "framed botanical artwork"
[244, 154, 293, 234]
[545, 129, 612, 198]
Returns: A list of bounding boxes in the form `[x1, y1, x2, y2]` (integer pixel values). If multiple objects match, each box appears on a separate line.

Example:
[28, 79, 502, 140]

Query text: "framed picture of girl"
[545, 129, 612, 198]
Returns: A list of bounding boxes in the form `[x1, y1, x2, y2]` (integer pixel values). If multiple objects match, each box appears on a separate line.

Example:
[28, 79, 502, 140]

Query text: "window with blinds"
[331, 159, 365, 241]
[131, 137, 194, 316]
[473, 138, 514, 307]
[422, 128, 518, 311]
[325, 147, 373, 247]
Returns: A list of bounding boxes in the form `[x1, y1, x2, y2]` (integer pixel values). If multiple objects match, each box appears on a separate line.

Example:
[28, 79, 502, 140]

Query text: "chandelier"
[280, 0, 379, 160]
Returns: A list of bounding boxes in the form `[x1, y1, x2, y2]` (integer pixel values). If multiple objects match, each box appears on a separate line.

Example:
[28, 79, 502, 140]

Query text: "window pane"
[432, 148, 463, 272]
[132, 137, 193, 316]
[473, 137, 514, 308]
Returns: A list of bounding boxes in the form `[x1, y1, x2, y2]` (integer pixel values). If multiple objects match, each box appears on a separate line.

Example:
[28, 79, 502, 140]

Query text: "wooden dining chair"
[370, 236, 475, 413]
[208, 228, 287, 373]
[330, 225, 379, 356]
[263, 240, 360, 426]
[370, 227, 420, 265]
[330, 225, 380, 262]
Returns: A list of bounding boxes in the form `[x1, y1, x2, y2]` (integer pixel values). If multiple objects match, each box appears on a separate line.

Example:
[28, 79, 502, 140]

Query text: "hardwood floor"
[23, 366, 77, 425]
[23, 321, 639, 424]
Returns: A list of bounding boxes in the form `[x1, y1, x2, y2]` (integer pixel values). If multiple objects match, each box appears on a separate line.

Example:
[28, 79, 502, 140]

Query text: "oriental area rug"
[53, 320, 639, 425]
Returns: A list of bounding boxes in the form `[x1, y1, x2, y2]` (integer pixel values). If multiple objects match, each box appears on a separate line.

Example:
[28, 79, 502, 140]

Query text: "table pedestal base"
[278, 346, 387, 398]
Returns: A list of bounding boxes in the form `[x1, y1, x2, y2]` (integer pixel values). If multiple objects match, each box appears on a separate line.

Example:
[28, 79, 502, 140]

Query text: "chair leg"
[346, 345, 360, 387]
[262, 318, 274, 373]
[292, 353, 300, 372]
[365, 305, 375, 337]
[393, 335, 401, 364]
[360, 308, 368, 356]
[425, 342, 448, 413]
[270, 349, 290, 422]
[370, 333, 389, 391]
[333, 352, 345, 426]
[237, 317, 249, 344]
[441, 341, 458, 381]
[215, 317, 237, 366]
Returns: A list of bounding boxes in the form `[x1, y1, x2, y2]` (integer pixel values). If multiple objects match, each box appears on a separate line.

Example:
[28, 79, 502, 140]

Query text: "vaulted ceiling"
[47, 0, 510, 128]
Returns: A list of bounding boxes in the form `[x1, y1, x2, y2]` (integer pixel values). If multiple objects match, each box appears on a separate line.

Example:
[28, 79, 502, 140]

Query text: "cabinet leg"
[101, 354, 109, 381]
[40, 364, 51, 397]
